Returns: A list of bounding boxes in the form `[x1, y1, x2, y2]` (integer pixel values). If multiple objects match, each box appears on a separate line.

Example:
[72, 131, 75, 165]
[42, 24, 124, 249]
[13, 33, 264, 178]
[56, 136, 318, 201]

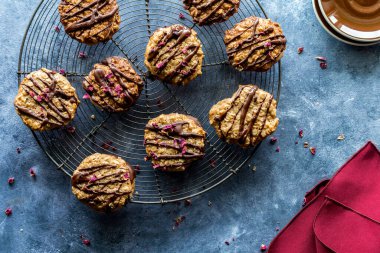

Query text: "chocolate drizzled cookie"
[58, 0, 120, 45]
[144, 113, 206, 172]
[14, 68, 79, 131]
[184, 0, 240, 26]
[71, 153, 135, 212]
[144, 24, 204, 86]
[83, 56, 143, 112]
[224, 17, 287, 72]
[209, 85, 279, 147]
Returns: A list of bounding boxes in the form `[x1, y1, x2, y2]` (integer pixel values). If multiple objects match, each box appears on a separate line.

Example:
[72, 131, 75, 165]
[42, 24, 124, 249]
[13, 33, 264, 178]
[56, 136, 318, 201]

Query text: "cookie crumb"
[337, 134, 345, 141]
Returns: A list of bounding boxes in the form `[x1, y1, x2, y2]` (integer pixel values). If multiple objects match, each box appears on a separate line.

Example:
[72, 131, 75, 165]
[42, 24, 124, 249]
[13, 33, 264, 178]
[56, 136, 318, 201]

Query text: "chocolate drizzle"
[14, 69, 78, 128]
[144, 119, 206, 171]
[225, 17, 287, 71]
[83, 57, 143, 112]
[61, 0, 119, 33]
[147, 25, 201, 84]
[184, 0, 239, 25]
[71, 161, 135, 211]
[212, 85, 276, 146]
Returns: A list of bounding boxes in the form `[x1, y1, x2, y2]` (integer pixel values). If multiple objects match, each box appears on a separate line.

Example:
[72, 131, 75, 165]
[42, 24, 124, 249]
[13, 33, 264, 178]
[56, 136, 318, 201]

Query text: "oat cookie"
[224, 16, 286, 72]
[184, 0, 240, 26]
[58, 0, 120, 45]
[71, 153, 135, 212]
[83, 56, 143, 112]
[14, 68, 79, 131]
[144, 24, 204, 86]
[144, 113, 206, 172]
[209, 85, 279, 147]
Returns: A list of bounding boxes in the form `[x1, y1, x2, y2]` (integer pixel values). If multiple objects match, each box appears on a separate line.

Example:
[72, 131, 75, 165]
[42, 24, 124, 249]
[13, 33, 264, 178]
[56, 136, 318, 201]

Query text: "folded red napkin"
[268, 141, 380, 253]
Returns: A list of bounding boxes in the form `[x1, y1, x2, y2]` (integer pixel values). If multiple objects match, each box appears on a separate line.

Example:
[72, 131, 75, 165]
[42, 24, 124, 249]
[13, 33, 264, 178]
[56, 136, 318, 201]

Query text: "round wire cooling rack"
[18, 0, 281, 204]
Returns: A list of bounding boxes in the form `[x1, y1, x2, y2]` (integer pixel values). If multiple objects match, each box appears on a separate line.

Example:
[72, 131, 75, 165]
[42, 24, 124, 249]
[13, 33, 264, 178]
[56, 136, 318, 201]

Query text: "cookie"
[184, 0, 240, 26]
[224, 16, 287, 72]
[83, 56, 143, 112]
[58, 0, 120, 45]
[71, 153, 135, 212]
[144, 24, 204, 85]
[209, 85, 279, 147]
[14, 68, 79, 131]
[144, 113, 206, 172]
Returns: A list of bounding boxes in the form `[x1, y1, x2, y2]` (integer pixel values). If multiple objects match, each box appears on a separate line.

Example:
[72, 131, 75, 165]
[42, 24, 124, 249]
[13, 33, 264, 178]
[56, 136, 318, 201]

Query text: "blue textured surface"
[0, 0, 379, 252]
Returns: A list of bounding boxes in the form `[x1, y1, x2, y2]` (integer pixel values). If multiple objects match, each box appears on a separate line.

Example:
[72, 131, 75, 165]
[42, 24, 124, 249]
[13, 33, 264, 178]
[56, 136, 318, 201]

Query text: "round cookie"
[83, 56, 143, 112]
[209, 85, 279, 148]
[14, 68, 79, 131]
[71, 153, 135, 212]
[58, 0, 120, 45]
[144, 113, 206, 172]
[184, 0, 240, 26]
[224, 16, 287, 72]
[144, 24, 204, 86]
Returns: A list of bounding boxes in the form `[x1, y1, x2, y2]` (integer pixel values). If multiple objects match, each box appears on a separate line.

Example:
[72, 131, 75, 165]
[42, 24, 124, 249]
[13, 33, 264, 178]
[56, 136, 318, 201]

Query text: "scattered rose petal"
[59, 69, 66, 75]
[29, 91, 35, 97]
[66, 125, 76, 134]
[54, 26, 60, 33]
[158, 41, 165, 47]
[303, 142, 309, 148]
[184, 199, 192, 206]
[260, 244, 267, 251]
[297, 47, 304, 54]
[270, 137, 277, 144]
[264, 41, 272, 47]
[82, 239, 90, 246]
[87, 85, 94, 91]
[320, 62, 327, 69]
[36, 95, 42, 102]
[8, 177, 15, 185]
[16, 147, 21, 154]
[309, 147, 316, 155]
[29, 168, 36, 177]
[299, 129, 304, 138]
[173, 215, 186, 229]
[5, 208, 12, 216]
[105, 73, 113, 79]
[156, 62, 165, 69]
[315, 56, 327, 62]
[82, 93, 90, 99]
[89, 175, 97, 182]
[101, 141, 112, 150]
[78, 51, 87, 59]
[275, 146, 280, 152]
[179, 13, 185, 19]
[225, 241, 230, 246]
[337, 134, 345, 141]
[182, 48, 188, 54]
[124, 172, 130, 179]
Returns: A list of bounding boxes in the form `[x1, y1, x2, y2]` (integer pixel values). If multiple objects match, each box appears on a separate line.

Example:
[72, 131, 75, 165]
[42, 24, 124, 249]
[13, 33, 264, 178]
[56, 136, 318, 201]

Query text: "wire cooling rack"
[17, 0, 281, 204]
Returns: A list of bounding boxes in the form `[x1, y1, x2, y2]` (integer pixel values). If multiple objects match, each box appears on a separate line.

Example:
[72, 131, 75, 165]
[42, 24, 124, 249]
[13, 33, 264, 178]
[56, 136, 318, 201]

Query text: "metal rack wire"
[17, 0, 281, 204]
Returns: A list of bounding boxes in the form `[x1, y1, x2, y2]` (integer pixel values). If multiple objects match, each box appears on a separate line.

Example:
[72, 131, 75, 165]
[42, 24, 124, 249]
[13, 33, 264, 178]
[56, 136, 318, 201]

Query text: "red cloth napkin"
[268, 141, 380, 253]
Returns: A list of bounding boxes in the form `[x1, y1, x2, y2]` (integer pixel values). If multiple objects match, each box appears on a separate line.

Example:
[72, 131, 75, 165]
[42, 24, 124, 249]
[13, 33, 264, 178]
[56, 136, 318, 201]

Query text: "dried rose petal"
[152, 164, 160, 169]
[184, 199, 191, 206]
[315, 56, 327, 62]
[16, 147, 21, 154]
[87, 85, 94, 91]
[8, 177, 15, 185]
[320, 62, 327, 69]
[264, 41, 272, 47]
[36, 95, 42, 102]
[5, 208, 12, 216]
[82, 93, 90, 99]
[275, 146, 280, 152]
[158, 41, 165, 47]
[29, 168, 36, 177]
[297, 47, 304, 54]
[299, 129, 304, 138]
[66, 125, 76, 134]
[225, 241, 230, 246]
[260, 244, 267, 251]
[337, 134, 345, 141]
[179, 13, 185, 19]
[59, 69, 66, 75]
[54, 26, 60, 33]
[156, 62, 165, 69]
[124, 172, 130, 179]
[82, 238, 90, 246]
[310, 147, 316, 155]
[174, 215, 186, 228]
[29, 91, 35, 97]
[182, 48, 188, 54]
[89, 175, 97, 183]
[270, 137, 277, 144]
[78, 52, 87, 59]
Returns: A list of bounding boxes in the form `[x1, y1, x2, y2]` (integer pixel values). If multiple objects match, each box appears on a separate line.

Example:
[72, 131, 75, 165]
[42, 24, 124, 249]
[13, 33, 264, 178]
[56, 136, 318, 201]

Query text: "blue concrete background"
[0, 0, 379, 252]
